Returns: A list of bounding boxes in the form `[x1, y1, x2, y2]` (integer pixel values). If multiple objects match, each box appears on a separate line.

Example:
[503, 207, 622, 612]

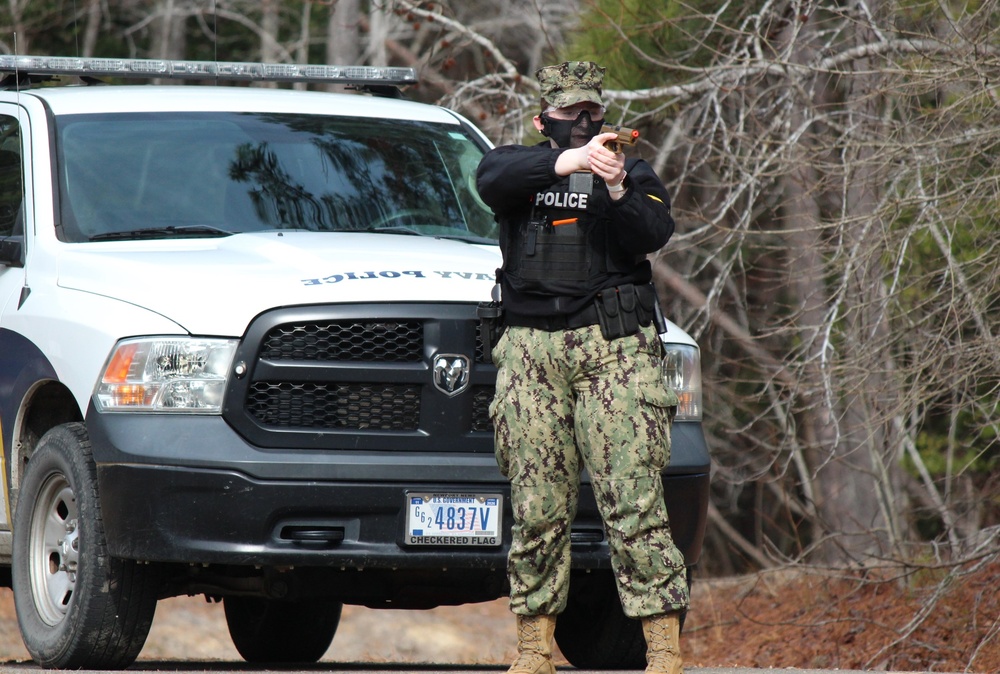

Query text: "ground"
[0, 560, 996, 671]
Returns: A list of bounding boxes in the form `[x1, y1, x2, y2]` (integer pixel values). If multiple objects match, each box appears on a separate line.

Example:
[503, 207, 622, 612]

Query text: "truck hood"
[57, 231, 501, 336]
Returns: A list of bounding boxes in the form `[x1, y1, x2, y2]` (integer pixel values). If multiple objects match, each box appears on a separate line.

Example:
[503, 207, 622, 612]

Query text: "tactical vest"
[503, 162, 642, 298]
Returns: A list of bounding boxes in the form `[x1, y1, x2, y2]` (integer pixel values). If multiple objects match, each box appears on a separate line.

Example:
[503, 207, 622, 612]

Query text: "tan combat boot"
[642, 613, 684, 674]
[507, 614, 557, 674]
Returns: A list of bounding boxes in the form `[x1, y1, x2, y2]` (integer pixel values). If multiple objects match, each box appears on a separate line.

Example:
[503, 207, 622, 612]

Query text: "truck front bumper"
[88, 411, 710, 576]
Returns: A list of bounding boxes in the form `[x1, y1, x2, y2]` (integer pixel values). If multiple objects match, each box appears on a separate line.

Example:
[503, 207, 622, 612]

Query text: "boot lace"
[645, 618, 682, 674]
[508, 618, 553, 674]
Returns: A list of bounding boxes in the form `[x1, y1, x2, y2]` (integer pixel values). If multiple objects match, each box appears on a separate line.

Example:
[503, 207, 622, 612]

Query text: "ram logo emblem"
[433, 354, 470, 397]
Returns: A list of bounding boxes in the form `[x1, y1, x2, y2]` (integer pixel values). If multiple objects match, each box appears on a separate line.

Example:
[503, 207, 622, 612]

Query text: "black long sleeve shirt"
[476, 142, 674, 321]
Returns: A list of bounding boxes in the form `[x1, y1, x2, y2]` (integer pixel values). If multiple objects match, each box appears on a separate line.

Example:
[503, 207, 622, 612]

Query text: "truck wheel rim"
[28, 473, 79, 626]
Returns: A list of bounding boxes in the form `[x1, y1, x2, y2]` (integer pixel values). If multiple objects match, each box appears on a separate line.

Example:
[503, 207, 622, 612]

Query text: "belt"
[507, 304, 601, 331]
[505, 283, 656, 332]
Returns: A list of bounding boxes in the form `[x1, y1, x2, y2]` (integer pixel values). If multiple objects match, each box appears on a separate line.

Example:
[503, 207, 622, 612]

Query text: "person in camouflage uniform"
[476, 61, 688, 674]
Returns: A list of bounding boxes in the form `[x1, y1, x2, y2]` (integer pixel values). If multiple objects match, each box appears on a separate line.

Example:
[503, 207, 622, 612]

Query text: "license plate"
[404, 493, 502, 546]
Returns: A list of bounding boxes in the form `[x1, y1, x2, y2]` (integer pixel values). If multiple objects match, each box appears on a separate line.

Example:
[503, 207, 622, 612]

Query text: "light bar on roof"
[0, 55, 418, 86]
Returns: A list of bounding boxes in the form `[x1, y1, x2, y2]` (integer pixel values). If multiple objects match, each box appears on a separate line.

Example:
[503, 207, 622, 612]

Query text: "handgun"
[601, 124, 640, 153]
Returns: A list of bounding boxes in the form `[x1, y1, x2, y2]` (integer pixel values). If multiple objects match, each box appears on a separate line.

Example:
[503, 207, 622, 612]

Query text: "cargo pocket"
[637, 370, 680, 472]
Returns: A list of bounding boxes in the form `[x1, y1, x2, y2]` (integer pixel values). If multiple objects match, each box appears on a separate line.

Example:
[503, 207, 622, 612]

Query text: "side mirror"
[0, 235, 24, 267]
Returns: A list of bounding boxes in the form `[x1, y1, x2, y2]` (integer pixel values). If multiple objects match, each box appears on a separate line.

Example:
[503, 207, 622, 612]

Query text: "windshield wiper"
[434, 233, 498, 245]
[89, 225, 235, 241]
[363, 225, 424, 236]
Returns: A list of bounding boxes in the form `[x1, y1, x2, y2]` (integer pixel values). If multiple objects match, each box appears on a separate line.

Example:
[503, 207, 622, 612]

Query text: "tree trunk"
[818, 0, 903, 561]
[258, 0, 280, 87]
[769, 2, 904, 564]
[366, 2, 389, 66]
[81, 0, 101, 57]
[150, 0, 187, 84]
[4, 0, 29, 54]
[328, 0, 361, 65]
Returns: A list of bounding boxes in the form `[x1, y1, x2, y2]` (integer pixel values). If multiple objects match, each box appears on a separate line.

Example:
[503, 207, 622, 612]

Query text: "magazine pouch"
[594, 283, 656, 340]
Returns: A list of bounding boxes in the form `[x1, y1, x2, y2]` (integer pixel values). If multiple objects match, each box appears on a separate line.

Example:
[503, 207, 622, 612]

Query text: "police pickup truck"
[0, 55, 709, 669]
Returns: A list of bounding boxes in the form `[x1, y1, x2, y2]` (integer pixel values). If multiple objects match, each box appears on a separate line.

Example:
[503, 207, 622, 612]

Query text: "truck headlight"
[662, 344, 702, 421]
[94, 338, 238, 413]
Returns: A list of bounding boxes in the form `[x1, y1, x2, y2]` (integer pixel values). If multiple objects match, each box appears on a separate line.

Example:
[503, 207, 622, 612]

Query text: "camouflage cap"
[535, 61, 606, 109]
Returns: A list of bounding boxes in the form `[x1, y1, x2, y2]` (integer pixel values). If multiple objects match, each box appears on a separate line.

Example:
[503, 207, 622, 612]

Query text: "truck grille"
[226, 304, 496, 450]
[247, 382, 422, 430]
[260, 321, 423, 362]
[470, 386, 495, 433]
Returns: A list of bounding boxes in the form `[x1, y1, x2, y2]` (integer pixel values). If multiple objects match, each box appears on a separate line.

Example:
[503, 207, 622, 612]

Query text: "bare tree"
[81, 0, 102, 56]
[631, 0, 1000, 567]
[327, 0, 361, 65]
[1, 0, 30, 54]
[151, 0, 186, 60]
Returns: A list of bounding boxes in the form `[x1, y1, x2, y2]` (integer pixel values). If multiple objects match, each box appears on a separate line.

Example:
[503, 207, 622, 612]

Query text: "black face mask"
[540, 109, 603, 148]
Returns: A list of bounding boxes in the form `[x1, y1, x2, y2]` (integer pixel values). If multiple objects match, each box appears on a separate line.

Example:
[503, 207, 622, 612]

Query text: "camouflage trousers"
[490, 323, 689, 618]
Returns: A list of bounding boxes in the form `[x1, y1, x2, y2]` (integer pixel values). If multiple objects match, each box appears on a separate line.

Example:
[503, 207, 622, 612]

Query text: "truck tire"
[554, 571, 647, 669]
[224, 595, 342, 663]
[11, 423, 160, 669]
[555, 569, 691, 669]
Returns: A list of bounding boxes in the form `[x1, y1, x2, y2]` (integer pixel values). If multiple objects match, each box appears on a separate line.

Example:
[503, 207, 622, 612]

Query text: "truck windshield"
[54, 112, 496, 243]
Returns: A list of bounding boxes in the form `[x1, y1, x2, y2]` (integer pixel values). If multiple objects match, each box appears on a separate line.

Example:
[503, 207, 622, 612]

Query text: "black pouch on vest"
[595, 284, 638, 340]
[636, 283, 658, 328]
[595, 283, 659, 341]
[518, 210, 590, 295]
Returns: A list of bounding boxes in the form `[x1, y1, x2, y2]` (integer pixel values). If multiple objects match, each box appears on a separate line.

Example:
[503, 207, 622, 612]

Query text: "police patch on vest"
[534, 190, 589, 210]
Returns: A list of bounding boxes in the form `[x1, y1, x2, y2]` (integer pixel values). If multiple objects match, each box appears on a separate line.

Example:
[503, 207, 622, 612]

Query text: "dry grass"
[684, 560, 1000, 672]
[0, 559, 997, 670]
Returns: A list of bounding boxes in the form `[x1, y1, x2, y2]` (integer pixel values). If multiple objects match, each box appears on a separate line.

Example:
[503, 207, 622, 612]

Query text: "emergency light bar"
[0, 54, 418, 86]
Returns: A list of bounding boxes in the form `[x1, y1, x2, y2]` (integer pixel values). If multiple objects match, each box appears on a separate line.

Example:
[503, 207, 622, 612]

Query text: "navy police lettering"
[301, 270, 494, 286]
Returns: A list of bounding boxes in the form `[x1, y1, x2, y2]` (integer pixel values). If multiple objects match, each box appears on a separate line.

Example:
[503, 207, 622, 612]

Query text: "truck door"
[0, 108, 27, 532]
